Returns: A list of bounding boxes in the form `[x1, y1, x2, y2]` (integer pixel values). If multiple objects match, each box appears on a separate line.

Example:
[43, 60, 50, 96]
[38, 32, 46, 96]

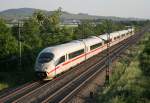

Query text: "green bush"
[97, 32, 150, 103]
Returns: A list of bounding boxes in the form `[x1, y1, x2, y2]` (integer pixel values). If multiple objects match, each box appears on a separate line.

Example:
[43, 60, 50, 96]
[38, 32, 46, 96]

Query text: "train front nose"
[35, 63, 55, 80]
[35, 71, 47, 79]
[35, 63, 48, 79]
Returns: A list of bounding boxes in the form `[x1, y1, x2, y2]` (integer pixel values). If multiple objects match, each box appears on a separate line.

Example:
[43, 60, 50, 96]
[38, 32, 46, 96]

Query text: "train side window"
[104, 39, 112, 44]
[114, 37, 117, 40]
[56, 55, 65, 66]
[110, 39, 112, 42]
[90, 43, 102, 50]
[117, 36, 120, 39]
[104, 40, 108, 44]
[69, 49, 84, 59]
[121, 34, 125, 37]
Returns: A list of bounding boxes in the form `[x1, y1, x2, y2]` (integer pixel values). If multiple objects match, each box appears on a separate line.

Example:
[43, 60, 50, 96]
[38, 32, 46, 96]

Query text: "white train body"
[35, 28, 135, 80]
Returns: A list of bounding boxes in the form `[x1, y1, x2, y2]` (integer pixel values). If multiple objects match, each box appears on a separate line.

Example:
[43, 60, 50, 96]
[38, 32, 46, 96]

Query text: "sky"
[0, 0, 150, 19]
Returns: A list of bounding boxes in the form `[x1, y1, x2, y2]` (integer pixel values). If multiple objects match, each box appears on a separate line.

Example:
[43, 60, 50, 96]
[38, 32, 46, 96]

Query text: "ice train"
[35, 28, 134, 80]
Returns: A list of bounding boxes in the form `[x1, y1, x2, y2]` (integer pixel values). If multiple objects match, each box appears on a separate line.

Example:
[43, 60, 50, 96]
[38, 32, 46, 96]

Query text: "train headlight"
[44, 67, 48, 70]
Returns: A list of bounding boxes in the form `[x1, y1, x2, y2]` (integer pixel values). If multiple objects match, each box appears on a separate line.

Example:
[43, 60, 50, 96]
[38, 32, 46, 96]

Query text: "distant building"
[61, 19, 81, 25]
[60, 19, 81, 27]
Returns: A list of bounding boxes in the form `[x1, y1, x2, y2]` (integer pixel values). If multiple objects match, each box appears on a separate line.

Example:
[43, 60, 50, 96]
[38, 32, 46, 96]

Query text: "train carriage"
[35, 28, 135, 80]
[81, 36, 103, 59]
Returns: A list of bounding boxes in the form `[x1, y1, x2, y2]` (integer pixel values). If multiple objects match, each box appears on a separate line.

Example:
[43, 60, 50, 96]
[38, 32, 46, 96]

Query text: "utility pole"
[105, 20, 111, 85]
[18, 20, 22, 69]
[82, 21, 87, 60]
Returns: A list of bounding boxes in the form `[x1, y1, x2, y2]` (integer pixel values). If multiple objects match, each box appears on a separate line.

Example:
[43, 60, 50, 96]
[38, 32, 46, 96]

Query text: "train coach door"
[62, 54, 68, 72]
[85, 46, 88, 60]
[55, 55, 65, 75]
[82, 40, 87, 60]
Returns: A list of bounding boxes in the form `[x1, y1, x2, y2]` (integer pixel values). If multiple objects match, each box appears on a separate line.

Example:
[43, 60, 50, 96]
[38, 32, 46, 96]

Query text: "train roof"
[98, 29, 131, 41]
[39, 28, 133, 59]
[98, 32, 119, 41]
[81, 36, 103, 46]
[40, 40, 85, 59]
[118, 29, 129, 34]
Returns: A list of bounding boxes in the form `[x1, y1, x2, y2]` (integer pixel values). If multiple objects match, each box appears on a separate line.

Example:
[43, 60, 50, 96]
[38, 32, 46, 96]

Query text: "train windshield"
[38, 53, 54, 63]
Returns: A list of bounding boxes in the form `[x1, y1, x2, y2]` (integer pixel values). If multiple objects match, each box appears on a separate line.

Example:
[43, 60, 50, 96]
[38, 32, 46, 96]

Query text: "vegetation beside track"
[96, 32, 150, 103]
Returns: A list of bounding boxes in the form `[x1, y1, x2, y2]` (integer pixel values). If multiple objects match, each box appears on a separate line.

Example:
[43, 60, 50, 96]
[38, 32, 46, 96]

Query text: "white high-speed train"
[35, 28, 134, 80]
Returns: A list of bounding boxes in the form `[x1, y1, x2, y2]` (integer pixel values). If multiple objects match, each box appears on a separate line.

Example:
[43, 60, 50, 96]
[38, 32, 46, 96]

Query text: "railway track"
[0, 81, 34, 98]
[0, 80, 47, 102]
[0, 28, 146, 103]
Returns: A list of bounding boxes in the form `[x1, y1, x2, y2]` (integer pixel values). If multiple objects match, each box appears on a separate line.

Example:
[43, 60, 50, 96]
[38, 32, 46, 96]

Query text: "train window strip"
[121, 34, 125, 37]
[56, 55, 65, 66]
[90, 43, 102, 50]
[69, 49, 84, 59]
[117, 36, 120, 39]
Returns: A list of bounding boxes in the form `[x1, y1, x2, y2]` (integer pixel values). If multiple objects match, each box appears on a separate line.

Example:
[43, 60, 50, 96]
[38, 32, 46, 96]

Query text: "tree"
[0, 18, 18, 59]
[11, 25, 19, 40]
[95, 20, 125, 35]
[101, 20, 113, 33]
[74, 20, 95, 39]
[21, 18, 42, 50]
[94, 23, 106, 35]
[32, 9, 63, 46]
[33, 10, 46, 25]
[42, 8, 62, 33]
[59, 26, 73, 43]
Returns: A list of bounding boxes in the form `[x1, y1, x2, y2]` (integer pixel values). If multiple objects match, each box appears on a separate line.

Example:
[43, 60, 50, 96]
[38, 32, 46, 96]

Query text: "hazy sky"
[0, 0, 150, 19]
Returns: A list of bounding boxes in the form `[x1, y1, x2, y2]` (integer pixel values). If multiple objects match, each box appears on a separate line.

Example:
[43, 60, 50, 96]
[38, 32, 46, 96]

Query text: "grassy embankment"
[97, 32, 150, 103]
[0, 70, 35, 91]
[0, 59, 36, 91]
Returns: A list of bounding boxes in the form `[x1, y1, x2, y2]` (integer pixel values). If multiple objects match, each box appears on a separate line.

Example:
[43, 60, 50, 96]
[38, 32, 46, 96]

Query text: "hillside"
[0, 8, 48, 20]
[0, 8, 144, 21]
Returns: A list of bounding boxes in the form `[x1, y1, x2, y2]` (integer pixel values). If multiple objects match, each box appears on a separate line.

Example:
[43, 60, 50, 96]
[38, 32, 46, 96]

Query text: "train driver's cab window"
[56, 55, 65, 66]
[38, 53, 54, 63]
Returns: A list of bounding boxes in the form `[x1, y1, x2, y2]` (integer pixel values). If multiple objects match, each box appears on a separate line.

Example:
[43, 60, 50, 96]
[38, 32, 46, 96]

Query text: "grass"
[0, 83, 8, 90]
[0, 54, 37, 91]
[96, 32, 150, 103]
[0, 70, 36, 91]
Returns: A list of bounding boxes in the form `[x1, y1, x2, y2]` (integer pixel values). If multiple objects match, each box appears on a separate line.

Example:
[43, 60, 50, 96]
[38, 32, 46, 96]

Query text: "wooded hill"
[0, 8, 145, 21]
